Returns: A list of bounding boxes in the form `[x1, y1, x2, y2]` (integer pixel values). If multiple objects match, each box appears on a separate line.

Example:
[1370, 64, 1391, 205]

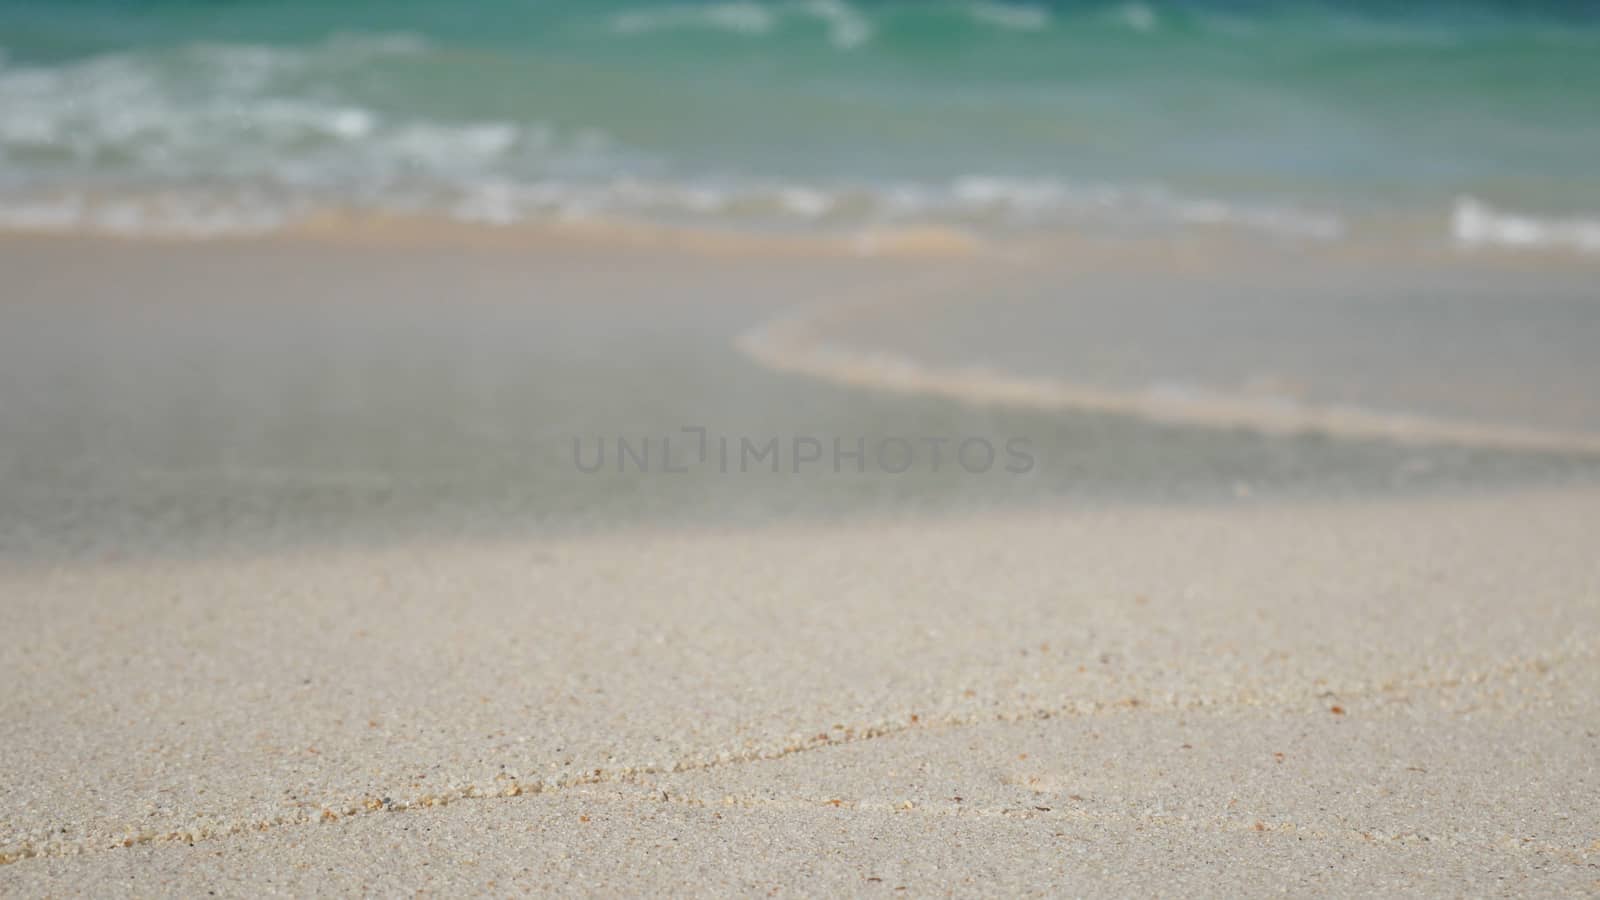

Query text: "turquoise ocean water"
[2, 0, 1599, 247]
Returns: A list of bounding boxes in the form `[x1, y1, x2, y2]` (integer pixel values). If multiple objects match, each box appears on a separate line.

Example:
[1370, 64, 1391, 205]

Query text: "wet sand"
[2, 233, 1598, 894]
[2, 233, 1595, 562]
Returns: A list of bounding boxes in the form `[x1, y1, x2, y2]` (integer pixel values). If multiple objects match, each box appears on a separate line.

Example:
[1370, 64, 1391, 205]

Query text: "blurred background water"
[4, 1, 1600, 563]
[2, 0, 1598, 247]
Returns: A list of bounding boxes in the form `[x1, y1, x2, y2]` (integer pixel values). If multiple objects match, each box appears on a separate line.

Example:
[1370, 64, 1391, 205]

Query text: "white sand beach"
[6, 2, 1600, 892]
[1, 234, 1598, 895]
[3, 484, 1599, 894]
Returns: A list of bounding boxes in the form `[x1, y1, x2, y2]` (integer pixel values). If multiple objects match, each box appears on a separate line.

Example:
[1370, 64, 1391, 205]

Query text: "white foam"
[0, 42, 1344, 243]
[609, 0, 871, 47]
[1167, 196, 1345, 240]
[442, 175, 1341, 239]
[966, 3, 1051, 32]
[738, 283, 1600, 456]
[932, 176, 1343, 239]
[0, 192, 296, 238]
[0, 170, 1347, 242]
[386, 122, 521, 167]
[0, 39, 554, 187]
[1112, 2, 1159, 33]
[0, 36, 633, 232]
[0, 31, 1363, 243]
[247, 101, 381, 142]
[801, 0, 875, 49]
[611, 3, 778, 37]
[777, 186, 835, 218]
[1452, 196, 1600, 255]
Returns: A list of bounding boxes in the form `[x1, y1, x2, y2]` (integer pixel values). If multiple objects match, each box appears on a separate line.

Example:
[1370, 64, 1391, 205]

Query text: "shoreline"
[739, 285, 1600, 458]
[2, 233, 1598, 566]
[4, 203, 1600, 268]
[0, 212, 994, 261]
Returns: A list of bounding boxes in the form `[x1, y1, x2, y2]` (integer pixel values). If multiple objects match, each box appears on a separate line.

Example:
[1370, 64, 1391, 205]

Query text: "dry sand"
[4, 486, 1599, 895]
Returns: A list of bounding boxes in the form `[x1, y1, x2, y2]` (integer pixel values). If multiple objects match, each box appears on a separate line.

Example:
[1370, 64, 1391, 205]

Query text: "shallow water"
[2, 1, 1599, 248]
[3, 3, 1599, 561]
[825, 247, 1600, 437]
[2, 237, 1596, 563]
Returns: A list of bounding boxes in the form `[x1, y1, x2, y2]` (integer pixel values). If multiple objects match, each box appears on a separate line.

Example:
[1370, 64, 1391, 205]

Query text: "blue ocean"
[2, 0, 1598, 249]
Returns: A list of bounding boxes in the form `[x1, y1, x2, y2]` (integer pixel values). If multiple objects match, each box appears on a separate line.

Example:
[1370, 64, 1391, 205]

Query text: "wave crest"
[1453, 197, 1600, 255]
[610, 0, 872, 48]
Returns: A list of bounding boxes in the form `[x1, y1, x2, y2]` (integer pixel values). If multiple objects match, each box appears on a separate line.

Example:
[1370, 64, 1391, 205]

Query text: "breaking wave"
[1453, 197, 1600, 255]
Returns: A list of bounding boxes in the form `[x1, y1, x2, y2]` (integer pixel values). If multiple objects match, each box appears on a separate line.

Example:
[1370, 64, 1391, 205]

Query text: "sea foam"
[609, 0, 871, 48]
[1453, 197, 1600, 255]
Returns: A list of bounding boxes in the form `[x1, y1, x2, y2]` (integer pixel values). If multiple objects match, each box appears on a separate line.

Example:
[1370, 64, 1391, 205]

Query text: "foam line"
[737, 280, 1600, 456]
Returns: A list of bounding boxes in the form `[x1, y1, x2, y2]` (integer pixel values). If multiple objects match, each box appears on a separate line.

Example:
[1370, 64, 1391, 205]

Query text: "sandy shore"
[2, 234, 1598, 894]
[4, 486, 1599, 894]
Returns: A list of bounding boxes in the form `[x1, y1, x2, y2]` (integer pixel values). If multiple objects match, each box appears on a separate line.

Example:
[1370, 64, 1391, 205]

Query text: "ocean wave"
[610, 0, 871, 48]
[0, 33, 1377, 245]
[597, 0, 1305, 45]
[0, 192, 297, 238]
[0, 34, 1350, 241]
[965, 3, 1051, 32]
[928, 177, 1344, 238]
[450, 175, 1345, 237]
[0, 40, 631, 200]
[1110, 2, 1159, 33]
[1452, 197, 1600, 255]
[803, 0, 874, 48]
[0, 33, 1344, 240]
[611, 3, 779, 37]
[0, 175, 1346, 244]
[591, 1, 1597, 47]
